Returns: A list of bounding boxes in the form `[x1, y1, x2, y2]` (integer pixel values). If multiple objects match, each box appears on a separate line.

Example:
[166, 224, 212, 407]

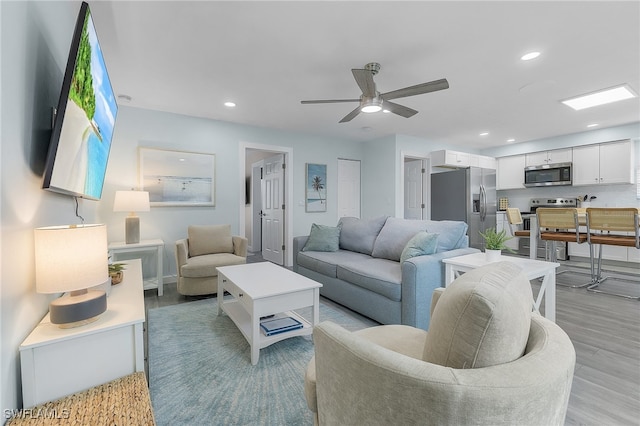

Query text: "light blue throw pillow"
[338, 216, 388, 255]
[400, 231, 439, 263]
[302, 223, 341, 252]
[425, 220, 469, 252]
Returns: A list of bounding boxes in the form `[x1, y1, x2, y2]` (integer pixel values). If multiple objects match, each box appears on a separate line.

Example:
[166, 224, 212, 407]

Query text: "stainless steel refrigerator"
[430, 167, 496, 250]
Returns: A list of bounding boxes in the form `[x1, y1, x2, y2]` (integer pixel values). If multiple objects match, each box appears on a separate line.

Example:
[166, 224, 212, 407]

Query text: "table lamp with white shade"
[113, 190, 150, 244]
[34, 224, 109, 328]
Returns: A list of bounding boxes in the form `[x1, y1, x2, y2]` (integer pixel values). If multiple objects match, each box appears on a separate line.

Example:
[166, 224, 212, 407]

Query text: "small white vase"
[485, 249, 502, 262]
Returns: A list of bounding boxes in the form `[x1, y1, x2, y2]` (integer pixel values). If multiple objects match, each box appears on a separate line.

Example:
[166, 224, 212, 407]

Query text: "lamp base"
[49, 289, 107, 328]
[125, 216, 140, 244]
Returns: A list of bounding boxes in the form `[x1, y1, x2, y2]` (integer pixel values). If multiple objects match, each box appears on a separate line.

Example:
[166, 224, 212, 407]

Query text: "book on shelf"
[260, 316, 303, 336]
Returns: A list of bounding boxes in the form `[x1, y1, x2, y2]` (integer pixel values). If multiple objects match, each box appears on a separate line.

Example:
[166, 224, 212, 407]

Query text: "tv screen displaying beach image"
[48, 6, 117, 200]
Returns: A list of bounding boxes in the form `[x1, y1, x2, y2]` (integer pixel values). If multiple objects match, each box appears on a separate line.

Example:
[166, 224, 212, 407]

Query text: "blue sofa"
[293, 217, 479, 330]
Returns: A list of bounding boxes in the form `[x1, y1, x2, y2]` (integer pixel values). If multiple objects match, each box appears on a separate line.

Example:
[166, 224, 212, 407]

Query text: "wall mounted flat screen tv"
[42, 1, 117, 200]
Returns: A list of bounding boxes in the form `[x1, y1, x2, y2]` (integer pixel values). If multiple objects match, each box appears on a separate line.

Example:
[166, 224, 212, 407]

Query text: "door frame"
[398, 151, 431, 219]
[239, 142, 294, 266]
[248, 159, 264, 253]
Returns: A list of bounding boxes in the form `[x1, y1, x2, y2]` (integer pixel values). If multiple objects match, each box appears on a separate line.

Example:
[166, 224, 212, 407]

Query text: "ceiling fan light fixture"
[361, 105, 382, 113]
[521, 51, 541, 61]
[361, 98, 383, 113]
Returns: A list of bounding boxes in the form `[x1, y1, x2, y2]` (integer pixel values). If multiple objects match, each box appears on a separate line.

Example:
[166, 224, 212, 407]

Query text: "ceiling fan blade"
[339, 106, 362, 123]
[382, 100, 418, 118]
[381, 78, 449, 100]
[352, 68, 377, 98]
[301, 99, 360, 104]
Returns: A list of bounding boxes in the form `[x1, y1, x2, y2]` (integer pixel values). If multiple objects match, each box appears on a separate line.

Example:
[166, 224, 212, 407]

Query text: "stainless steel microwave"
[524, 162, 572, 187]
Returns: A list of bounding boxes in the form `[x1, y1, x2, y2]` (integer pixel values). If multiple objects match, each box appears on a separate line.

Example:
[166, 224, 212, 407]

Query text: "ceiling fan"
[301, 62, 449, 123]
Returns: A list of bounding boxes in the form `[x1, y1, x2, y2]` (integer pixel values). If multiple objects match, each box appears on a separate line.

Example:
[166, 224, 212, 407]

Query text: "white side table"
[19, 260, 145, 408]
[109, 239, 164, 296]
[442, 253, 559, 322]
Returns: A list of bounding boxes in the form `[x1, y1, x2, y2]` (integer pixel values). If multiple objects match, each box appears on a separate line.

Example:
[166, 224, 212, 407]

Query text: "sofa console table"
[19, 259, 145, 408]
[443, 253, 559, 322]
[109, 239, 164, 296]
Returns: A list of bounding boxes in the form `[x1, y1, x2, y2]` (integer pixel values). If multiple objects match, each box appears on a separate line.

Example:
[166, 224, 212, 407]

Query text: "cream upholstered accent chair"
[305, 262, 576, 426]
[175, 225, 248, 296]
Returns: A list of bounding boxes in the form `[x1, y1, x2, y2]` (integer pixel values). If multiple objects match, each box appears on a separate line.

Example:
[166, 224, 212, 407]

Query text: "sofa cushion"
[423, 261, 533, 369]
[188, 225, 233, 256]
[181, 253, 246, 278]
[296, 250, 372, 278]
[338, 216, 388, 255]
[337, 258, 402, 301]
[424, 220, 469, 252]
[400, 231, 439, 263]
[302, 223, 341, 252]
[371, 218, 430, 261]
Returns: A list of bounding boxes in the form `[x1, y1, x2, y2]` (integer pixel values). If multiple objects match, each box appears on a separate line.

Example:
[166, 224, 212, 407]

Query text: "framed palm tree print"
[305, 163, 327, 212]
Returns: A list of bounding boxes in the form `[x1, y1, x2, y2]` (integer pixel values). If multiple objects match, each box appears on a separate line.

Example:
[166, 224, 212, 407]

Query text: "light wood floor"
[144, 255, 640, 425]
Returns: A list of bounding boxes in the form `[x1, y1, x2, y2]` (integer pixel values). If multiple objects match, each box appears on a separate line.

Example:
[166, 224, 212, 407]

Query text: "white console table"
[109, 239, 164, 296]
[443, 253, 559, 323]
[19, 259, 145, 408]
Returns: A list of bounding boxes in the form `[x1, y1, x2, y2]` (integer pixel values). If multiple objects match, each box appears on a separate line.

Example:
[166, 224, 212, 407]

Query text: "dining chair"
[506, 207, 531, 239]
[585, 208, 640, 300]
[536, 207, 592, 287]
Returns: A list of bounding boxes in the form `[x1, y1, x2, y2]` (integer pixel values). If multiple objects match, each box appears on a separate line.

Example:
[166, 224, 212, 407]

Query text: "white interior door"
[337, 159, 361, 218]
[261, 154, 284, 265]
[404, 159, 425, 219]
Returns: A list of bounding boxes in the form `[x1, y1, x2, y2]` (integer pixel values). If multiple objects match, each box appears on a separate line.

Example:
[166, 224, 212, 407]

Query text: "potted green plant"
[109, 262, 126, 285]
[479, 228, 515, 261]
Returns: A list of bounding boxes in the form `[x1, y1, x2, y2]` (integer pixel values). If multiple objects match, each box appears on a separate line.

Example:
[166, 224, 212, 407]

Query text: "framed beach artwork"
[139, 147, 215, 206]
[305, 163, 327, 212]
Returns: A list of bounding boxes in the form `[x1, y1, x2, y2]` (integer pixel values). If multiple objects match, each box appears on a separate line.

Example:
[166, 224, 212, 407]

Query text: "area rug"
[148, 298, 372, 425]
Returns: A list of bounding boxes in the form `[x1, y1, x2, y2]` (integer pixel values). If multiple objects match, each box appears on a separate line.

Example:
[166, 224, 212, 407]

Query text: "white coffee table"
[217, 262, 323, 365]
[442, 253, 560, 322]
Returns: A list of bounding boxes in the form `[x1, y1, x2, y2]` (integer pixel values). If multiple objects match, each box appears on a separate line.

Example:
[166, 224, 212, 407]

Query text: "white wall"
[99, 106, 364, 276]
[0, 2, 363, 411]
[1, 0, 88, 412]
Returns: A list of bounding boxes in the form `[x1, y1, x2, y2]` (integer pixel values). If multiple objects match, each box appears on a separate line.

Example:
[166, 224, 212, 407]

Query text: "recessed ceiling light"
[479, 132, 489, 136]
[561, 84, 637, 110]
[587, 123, 599, 128]
[117, 94, 132, 102]
[507, 138, 516, 143]
[382, 109, 391, 114]
[521, 51, 541, 61]
[224, 101, 236, 108]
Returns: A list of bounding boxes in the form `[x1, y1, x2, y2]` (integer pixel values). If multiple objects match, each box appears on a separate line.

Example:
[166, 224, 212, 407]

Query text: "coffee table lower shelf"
[222, 300, 312, 352]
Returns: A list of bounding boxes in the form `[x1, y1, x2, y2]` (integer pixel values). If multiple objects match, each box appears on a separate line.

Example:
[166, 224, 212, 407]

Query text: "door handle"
[479, 185, 486, 221]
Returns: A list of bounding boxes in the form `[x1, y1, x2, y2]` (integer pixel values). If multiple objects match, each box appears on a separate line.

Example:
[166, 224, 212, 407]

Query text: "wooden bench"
[7, 372, 155, 425]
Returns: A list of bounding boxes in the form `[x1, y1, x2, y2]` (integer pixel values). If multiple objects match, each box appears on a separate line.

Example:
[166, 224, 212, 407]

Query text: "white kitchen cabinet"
[573, 140, 634, 186]
[474, 155, 496, 169]
[568, 242, 630, 262]
[431, 150, 496, 169]
[627, 247, 640, 263]
[431, 150, 470, 168]
[525, 148, 572, 166]
[496, 155, 526, 190]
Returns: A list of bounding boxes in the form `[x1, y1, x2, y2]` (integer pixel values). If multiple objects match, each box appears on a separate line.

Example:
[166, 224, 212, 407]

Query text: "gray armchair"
[175, 224, 247, 296]
[305, 261, 576, 426]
